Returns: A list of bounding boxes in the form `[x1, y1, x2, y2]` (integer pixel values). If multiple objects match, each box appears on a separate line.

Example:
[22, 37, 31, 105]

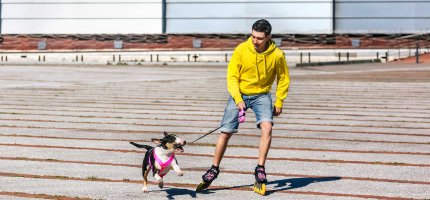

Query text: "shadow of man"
[205, 176, 341, 196]
[267, 176, 342, 195]
[159, 176, 341, 198]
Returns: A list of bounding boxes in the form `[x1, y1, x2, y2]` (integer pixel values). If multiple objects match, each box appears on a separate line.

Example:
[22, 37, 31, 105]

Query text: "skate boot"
[253, 165, 267, 195]
[196, 165, 220, 192]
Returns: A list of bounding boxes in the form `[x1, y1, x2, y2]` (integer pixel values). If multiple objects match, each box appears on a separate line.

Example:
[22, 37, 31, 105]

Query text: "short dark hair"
[252, 19, 272, 36]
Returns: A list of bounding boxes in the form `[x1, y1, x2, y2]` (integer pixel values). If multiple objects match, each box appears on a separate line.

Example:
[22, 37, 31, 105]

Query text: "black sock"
[257, 164, 264, 168]
[211, 165, 219, 170]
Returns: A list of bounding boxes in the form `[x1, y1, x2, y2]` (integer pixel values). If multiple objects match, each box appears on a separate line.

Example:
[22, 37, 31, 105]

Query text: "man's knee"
[220, 132, 233, 140]
[259, 122, 272, 133]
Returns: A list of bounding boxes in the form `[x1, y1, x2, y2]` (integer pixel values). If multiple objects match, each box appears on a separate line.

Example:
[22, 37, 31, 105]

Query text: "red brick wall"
[0, 35, 245, 51]
[0, 34, 427, 51]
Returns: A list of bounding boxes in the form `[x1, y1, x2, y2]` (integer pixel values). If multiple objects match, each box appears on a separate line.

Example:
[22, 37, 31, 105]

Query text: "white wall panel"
[3, 19, 162, 34]
[167, 19, 332, 34]
[1, 1, 162, 34]
[2, 0, 160, 3]
[3, 0, 429, 34]
[168, 2, 331, 18]
[336, 0, 430, 33]
[337, 2, 430, 17]
[336, 19, 430, 34]
[168, 0, 329, 2]
[166, 0, 333, 34]
[3, 4, 161, 18]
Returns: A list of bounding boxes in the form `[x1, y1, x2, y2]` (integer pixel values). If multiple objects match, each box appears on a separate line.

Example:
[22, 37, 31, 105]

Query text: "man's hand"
[236, 101, 246, 111]
[273, 106, 282, 116]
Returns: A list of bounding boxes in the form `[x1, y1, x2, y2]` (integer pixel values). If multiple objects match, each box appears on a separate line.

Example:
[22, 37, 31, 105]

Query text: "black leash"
[190, 113, 243, 144]
[189, 125, 224, 144]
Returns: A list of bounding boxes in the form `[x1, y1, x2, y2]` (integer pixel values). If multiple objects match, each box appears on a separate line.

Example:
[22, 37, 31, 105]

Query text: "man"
[196, 19, 290, 195]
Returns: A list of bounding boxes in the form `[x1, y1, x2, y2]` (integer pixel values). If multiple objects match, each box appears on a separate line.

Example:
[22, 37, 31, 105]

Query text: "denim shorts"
[219, 93, 273, 133]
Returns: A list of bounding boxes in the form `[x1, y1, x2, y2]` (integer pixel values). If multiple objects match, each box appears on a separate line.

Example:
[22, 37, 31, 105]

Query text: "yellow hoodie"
[227, 37, 290, 108]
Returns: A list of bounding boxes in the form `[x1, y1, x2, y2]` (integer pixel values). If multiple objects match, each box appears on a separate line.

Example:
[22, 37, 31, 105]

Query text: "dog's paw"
[177, 171, 184, 176]
[158, 180, 164, 189]
[142, 187, 149, 193]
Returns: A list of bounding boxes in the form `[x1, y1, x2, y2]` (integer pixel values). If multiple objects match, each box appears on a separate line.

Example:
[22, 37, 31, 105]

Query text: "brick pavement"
[0, 63, 429, 199]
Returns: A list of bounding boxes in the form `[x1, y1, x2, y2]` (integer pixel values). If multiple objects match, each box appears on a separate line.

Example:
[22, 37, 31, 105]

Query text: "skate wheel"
[196, 181, 209, 192]
[253, 182, 266, 195]
[260, 183, 266, 195]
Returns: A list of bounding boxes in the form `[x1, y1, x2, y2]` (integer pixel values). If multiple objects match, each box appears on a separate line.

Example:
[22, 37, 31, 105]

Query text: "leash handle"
[238, 110, 246, 123]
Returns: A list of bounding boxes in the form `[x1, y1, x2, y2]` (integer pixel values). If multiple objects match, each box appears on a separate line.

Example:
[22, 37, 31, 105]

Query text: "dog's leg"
[171, 159, 183, 176]
[154, 173, 164, 189]
[142, 169, 150, 193]
[158, 179, 164, 189]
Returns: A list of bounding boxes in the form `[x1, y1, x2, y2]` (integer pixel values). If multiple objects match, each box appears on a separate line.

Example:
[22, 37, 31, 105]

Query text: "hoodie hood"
[245, 36, 277, 80]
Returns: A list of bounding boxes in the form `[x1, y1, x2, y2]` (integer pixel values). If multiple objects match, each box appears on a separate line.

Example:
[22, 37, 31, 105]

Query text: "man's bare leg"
[258, 122, 272, 166]
[213, 132, 233, 166]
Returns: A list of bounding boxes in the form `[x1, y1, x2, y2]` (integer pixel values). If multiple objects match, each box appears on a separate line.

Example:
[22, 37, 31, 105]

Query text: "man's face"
[251, 30, 271, 53]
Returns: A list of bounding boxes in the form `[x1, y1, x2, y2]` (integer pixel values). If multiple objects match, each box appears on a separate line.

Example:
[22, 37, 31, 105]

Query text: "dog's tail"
[130, 142, 152, 150]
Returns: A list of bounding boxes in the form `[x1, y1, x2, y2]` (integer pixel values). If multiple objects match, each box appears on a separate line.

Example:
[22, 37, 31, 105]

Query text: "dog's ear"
[163, 131, 169, 137]
[151, 138, 162, 145]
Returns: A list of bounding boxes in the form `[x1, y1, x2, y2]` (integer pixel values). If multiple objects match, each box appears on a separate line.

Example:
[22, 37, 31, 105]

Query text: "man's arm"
[274, 52, 290, 115]
[227, 49, 244, 108]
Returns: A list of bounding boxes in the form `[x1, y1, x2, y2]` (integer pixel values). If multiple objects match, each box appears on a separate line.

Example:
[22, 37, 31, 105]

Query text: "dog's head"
[152, 132, 186, 153]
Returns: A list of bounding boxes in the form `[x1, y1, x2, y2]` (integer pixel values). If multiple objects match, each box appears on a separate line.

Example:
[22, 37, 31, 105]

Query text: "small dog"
[130, 132, 186, 193]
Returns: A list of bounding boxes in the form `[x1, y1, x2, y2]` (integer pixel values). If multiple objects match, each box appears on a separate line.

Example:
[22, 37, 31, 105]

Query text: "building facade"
[1, 0, 429, 34]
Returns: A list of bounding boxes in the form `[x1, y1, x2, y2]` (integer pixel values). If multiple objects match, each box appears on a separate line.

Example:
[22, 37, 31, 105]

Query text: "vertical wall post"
[0, 0, 2, 34]
[162, 0, 167, 33]
[300, 52, 303, 63]
[416, 41, 420, 64]
[0, 0, 3, 34]
[332, 0, 336, 34]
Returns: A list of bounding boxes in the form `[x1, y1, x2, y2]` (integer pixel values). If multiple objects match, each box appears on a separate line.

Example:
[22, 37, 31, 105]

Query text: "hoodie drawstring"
[255, 54, 268, 81]
[255, 55, 260, 80]
[264, 55, 267, 76]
